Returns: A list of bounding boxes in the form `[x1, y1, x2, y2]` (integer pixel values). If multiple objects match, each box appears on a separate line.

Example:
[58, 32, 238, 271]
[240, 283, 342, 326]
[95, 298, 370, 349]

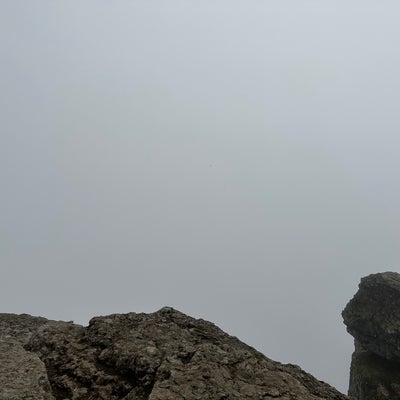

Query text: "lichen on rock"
[1, 308, 347, 400]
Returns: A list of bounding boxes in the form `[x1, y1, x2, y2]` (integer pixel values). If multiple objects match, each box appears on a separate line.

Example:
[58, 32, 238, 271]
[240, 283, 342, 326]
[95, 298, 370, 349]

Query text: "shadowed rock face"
[343, 272, 400, 400]
[1, 308, 347, 400]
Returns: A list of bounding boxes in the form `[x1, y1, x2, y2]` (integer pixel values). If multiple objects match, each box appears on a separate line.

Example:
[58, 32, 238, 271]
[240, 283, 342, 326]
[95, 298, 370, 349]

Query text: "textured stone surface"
[348, 343, 400, 400]
[0, 314, 54, 400]
[342, 272, 400, 361]
[1, 308, 348, 400]
[343, 272, 400, 400]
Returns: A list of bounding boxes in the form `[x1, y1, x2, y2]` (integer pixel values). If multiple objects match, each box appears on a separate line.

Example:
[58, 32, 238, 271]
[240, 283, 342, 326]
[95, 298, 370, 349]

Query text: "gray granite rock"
[0, 314, 53, 400]
[1, 308, 348, 400]
[343, 272, 400, 400]
[343, 272, 400, 361]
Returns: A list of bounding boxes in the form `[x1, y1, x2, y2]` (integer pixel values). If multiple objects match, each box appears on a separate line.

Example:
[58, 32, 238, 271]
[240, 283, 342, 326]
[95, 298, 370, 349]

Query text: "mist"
[2, 1, 400, 392]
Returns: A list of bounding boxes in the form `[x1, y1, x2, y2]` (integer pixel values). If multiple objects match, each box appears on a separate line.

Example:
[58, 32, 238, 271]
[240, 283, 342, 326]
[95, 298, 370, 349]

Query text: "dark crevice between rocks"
[37, 363, 80, 400]
[176, 350, 196, 364]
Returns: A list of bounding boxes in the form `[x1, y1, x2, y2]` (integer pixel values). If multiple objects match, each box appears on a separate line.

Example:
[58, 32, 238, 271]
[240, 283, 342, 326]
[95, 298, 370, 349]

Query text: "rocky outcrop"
[0, 307, 347, 400]
[0, 314, 53, 400]
[342, 272, 400, 400]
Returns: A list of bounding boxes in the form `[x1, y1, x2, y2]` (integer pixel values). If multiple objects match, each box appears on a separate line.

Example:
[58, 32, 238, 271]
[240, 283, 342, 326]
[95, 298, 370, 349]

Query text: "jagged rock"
[342, 272, 400, 361]
[0, 314, 54, 400]
[343, 272, 400, 400]
[1, 308, 347, 400]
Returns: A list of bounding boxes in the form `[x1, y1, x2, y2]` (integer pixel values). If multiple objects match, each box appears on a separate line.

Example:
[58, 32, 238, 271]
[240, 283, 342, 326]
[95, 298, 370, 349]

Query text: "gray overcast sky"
[1, 0, 400, 394]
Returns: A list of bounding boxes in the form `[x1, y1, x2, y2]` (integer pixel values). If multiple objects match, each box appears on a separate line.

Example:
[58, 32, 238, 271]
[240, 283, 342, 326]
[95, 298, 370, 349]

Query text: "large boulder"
[343, 272, 400, 400]
[1, 308, 348, 400]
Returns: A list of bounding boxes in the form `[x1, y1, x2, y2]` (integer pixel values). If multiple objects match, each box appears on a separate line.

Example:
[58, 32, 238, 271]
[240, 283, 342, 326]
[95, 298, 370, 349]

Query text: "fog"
[2, 1, 400, 393]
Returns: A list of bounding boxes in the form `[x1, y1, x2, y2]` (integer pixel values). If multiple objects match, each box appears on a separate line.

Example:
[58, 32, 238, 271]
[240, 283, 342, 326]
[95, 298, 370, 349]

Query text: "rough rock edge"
[342, 272, 400, 400]
[1, 308, 348, 400]
[0, 313, 54, 400]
